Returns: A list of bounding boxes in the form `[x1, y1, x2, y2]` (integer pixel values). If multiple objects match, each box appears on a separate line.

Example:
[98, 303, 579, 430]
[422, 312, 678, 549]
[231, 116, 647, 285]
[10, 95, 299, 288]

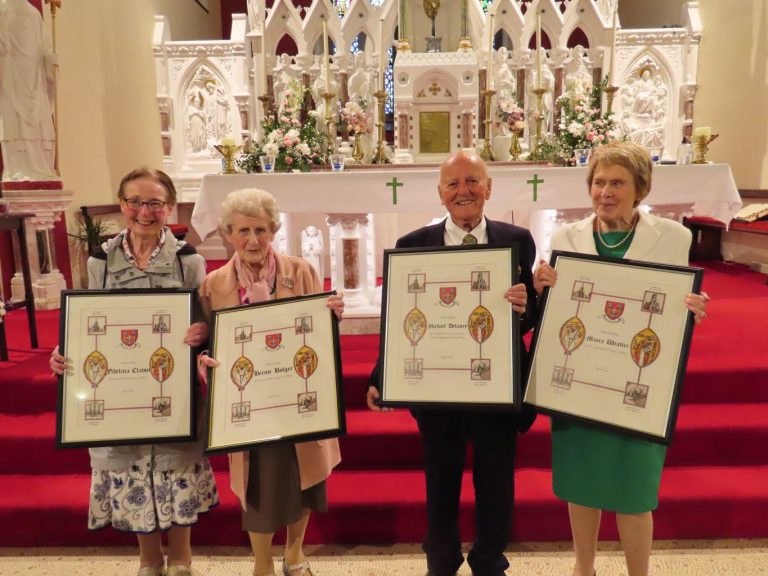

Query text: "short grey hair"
[218, 188, 282, 234]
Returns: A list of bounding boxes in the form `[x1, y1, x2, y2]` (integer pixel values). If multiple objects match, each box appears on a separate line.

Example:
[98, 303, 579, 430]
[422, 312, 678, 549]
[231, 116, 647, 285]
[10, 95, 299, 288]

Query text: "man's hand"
[366, 385, 392, 412]
[50, 345, 67, 377]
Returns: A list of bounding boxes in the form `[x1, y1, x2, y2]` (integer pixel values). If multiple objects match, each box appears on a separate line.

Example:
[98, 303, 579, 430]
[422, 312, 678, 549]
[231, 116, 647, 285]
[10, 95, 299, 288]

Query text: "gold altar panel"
[419, 112, 450, 154]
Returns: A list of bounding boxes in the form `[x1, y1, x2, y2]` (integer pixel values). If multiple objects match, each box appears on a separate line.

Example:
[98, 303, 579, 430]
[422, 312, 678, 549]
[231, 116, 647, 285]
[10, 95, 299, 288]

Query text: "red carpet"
[1, 260, 767, 546]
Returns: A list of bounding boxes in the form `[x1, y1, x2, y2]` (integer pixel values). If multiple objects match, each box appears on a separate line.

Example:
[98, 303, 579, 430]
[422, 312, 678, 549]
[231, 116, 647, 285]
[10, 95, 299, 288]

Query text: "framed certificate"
[205, 292, 345, 454]
[524, 251, 703, 444]
[57, 289, 196, 448]
[379, 245, 521, 408]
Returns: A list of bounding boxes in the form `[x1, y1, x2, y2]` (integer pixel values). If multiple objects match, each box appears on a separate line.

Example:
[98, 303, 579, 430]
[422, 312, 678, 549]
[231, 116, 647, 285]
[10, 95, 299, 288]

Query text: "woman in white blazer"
[533, 141, 710, 576]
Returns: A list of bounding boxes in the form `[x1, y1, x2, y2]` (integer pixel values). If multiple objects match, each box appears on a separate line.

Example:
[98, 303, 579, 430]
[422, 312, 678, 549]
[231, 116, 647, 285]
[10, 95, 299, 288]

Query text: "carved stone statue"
[185, 82, 207, 153]
[273, 53, 299, 114]
[301, 225, 324, 279]
[620, 69, 666, 148]
[564, 46, 592, 97]
[495, 47, 516, 95]
[184, 70, 232, 155]
[0, 0, 58, 181]
[247, 0, 262, 33]
[203, 80, 231, 145]
[347, 52, 371, 106]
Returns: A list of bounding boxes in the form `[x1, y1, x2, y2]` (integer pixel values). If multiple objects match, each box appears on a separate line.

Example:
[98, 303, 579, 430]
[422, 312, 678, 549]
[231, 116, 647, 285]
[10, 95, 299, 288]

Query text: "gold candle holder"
[213, 144, 241, 174]
[480, 89, 496, 162]
[509, 128, 523, 161]
[604, 85, 619, 115]
[321, 91, 336, 139]
[372, 89, 390, 164]
[527, 87, 548, 161]
[692, 134, 719, 164]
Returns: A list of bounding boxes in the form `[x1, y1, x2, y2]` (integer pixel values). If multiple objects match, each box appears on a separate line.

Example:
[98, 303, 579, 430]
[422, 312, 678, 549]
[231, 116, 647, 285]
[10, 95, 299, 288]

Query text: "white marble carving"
[0, 0, 58, 181]
[620, 68, 668, 148]
[184, 67, 232, 155]
[301, 225, 324, 280]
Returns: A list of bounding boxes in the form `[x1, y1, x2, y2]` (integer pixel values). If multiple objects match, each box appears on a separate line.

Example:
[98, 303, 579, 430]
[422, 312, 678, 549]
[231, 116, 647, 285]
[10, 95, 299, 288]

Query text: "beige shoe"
[137, 567, 165, 576]
[282, 559, 313, 576]
[166, 566, 192, 576]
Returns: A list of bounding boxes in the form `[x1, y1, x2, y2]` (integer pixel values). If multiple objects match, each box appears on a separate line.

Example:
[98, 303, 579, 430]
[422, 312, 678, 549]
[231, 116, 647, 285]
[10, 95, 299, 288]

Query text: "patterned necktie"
[462, 233, 478, 245]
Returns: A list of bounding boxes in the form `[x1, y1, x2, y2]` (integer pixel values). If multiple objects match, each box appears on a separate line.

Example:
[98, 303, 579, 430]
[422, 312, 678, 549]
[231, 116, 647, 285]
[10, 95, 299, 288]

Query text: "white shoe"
[282, 559, 313, 576]
[137, 567, 165, 576]
[166, 566, 192, 576]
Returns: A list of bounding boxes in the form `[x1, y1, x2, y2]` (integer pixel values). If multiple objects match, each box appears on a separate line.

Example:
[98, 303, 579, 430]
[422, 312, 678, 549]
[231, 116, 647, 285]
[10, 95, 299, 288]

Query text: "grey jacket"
[87, 228, 207, 471]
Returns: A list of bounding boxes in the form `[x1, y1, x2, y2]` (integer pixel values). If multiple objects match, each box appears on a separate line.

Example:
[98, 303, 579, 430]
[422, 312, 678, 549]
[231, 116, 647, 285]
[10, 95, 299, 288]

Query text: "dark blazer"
[370, 217, 539, 432]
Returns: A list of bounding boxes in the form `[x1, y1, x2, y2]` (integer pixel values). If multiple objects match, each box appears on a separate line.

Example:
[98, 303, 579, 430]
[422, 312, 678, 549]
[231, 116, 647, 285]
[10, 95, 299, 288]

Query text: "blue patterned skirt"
[88, 458, 218, 533]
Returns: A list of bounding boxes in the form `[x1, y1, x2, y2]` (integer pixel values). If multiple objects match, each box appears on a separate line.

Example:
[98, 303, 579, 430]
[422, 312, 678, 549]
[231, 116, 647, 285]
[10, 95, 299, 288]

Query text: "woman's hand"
[50, 345, 67, 377]
[534, 260, 557, 295]
[685, 291, 710, 325]
[366, 385, 392, 413]
[184, 322, 209, 347]
[504, 283, 528, 315]
[196, 352, 221, 386]
[327, 292, 345, 320]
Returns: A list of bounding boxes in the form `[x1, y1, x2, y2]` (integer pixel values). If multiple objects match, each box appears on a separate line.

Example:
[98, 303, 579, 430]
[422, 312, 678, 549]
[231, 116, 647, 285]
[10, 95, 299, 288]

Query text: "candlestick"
[261, 39, 268, 93]
[323, 18, 330, 94]
[487, 13, 494, 90]
[379, 16, 385, 77]
[608, 4, 618, 84]
[536, 12, 542, 90]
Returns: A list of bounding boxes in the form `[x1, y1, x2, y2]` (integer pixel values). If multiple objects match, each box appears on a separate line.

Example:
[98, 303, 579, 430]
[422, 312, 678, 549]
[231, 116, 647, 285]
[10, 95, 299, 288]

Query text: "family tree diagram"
[226, 313, 319, 424]
[80, 312, 177, 422]
[552, 278, 667, 409]
[403, 269, 495, 382]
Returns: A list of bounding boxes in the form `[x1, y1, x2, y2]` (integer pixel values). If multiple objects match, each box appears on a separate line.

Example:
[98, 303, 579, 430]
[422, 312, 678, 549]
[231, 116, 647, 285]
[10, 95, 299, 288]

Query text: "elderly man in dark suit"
[367, 150, 538, 576]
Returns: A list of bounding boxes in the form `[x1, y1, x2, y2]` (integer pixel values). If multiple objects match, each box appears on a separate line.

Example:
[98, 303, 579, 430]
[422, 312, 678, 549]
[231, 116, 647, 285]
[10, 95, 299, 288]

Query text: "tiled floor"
[1, 540, 767, 576]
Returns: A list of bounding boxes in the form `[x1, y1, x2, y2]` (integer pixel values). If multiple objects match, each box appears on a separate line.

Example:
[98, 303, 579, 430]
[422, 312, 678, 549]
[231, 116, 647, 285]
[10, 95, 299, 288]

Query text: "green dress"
[550, 231, 667, 514]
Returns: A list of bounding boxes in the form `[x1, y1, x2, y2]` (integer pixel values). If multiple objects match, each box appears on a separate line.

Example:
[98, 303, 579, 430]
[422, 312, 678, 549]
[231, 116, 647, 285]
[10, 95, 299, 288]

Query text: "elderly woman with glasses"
[197, 187, 344, 576]
[533, 141, 709, 576]
[50, 168, 217, 576]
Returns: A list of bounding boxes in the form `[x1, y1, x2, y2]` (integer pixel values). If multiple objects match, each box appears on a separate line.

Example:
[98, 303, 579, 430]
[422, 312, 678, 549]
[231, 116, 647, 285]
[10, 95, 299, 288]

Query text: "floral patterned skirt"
[88, 458, 218, 533]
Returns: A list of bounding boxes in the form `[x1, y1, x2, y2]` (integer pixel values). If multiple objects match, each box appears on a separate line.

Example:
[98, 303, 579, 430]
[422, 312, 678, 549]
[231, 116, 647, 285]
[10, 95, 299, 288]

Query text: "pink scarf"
[232, 245, 277, 304]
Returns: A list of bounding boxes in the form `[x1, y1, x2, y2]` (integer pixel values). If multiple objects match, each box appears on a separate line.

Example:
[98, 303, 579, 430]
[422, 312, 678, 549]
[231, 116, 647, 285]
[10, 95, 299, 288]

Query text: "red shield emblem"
[439, 287, 457, 305]
[605, 301, 625, 320]
[265, 333, 282, 350]
[121, 329, 138, 347]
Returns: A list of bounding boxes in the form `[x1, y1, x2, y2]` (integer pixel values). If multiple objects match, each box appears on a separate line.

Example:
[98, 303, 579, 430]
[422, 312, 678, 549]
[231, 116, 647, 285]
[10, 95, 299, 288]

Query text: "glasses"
[122, 198, 168, 212]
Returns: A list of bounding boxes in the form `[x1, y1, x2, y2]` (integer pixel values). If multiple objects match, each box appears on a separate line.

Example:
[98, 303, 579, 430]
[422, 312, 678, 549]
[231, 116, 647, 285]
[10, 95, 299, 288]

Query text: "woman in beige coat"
[198, 188, 343, 576]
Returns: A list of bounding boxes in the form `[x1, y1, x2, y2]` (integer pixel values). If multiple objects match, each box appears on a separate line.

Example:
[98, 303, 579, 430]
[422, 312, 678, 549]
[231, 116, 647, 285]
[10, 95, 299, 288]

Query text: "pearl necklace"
[596, 212, 638, 249]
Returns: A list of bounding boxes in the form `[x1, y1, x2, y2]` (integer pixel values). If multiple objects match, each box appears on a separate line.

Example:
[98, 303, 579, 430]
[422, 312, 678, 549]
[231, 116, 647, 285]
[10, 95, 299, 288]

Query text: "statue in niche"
[301, 226, 324, 280]
[185, 82, 207, 154]
[203, 80, 231, 146]
[620, 69, 666, 148]
[0, 0, 58, 181]
[247, 0, 262, 33]
[564, 46, 592, 99]
[273, 54, 300, 114]
[184, 71, 232, 155]
[495, 47, 516, 97]
[347, 52, 371, 107]
[525, 48, 554, 136]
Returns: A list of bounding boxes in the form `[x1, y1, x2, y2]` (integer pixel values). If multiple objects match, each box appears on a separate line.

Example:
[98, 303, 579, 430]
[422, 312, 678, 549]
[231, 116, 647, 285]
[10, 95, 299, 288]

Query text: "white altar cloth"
[192, 164, 742, 240]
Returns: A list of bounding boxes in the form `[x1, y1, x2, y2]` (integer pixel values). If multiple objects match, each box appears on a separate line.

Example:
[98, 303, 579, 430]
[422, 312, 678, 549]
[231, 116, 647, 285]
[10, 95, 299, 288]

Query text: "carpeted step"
[5, 402, 768, 475]
[2, 465, 768, 547]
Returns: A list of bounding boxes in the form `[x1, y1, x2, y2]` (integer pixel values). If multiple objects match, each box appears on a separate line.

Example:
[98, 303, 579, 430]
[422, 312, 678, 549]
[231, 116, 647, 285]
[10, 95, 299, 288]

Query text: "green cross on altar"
[527, 174, 544, 202]
[386, 177, 404, 205]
